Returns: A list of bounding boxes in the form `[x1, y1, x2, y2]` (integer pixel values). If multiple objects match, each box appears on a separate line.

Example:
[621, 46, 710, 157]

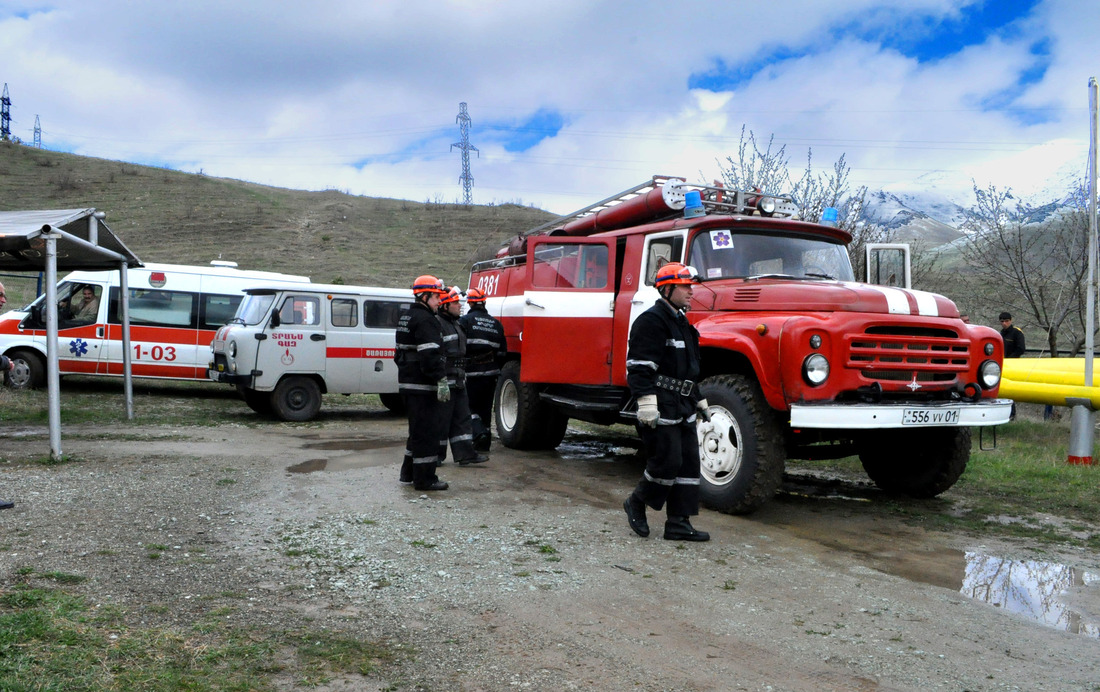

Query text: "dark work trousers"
[437, 386, 479, 463]
[632, 420, 701, 517]
[401, 391, 448, 487]
[466, 374, 497, 441]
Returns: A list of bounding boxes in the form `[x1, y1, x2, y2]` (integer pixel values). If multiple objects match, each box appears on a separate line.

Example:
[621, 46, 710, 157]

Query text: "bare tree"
[957, 183, 1090, 355]
[717, 128, 934, 284]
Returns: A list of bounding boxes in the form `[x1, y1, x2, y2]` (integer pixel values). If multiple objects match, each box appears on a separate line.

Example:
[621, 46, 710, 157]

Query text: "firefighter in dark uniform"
[396, 275, 450, 491]
[437, 286, 489, 466]
[458, 287, 507, 451]
[622, 262, 711, 541]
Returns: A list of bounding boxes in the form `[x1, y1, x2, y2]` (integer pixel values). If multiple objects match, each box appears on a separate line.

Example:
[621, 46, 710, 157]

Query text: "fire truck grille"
[846, 326, 969, 383]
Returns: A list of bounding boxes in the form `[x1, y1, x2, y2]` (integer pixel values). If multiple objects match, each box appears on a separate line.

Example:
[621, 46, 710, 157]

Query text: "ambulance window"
[278, 296, 320, 326]
[201, 294, 243, 330]
[331, 298, 358, 327]
[109, 288, 196, 328]
[365, 300, 411, 328]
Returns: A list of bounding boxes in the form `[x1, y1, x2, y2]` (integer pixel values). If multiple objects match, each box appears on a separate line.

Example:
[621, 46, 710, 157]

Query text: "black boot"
[414, 479, 449, 491]
[663, 516, 709, 542]
[474, 433, 491, 452]
[457, 453, 489, 466]
[623, 495, 650, 537]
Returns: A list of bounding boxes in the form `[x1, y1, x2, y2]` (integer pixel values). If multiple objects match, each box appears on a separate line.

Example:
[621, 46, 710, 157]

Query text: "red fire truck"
[469, 175, 1011, 514]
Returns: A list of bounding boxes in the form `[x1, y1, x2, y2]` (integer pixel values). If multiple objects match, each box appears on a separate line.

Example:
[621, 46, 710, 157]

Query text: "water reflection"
[962, 551, 1100, 637]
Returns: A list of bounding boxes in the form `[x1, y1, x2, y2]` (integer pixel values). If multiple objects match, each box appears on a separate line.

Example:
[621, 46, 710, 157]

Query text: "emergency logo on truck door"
[281, 348, 294, 366]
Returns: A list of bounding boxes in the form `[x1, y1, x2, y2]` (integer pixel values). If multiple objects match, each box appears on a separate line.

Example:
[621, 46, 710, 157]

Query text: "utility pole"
[33, 115, 41, 148]
[450, 102, 479, 206]
[1, 84, 11, 141]
[1068, 76, 1098, 466]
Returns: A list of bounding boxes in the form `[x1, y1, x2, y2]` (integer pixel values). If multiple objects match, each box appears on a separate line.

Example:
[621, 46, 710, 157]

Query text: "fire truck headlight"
[228, 341, 237, 358]
[984, 342, 995, 356]
[979, 360, 1001, 389]
[803, 354, 829, 386]
[757, 196, 776, 217]
[809, 334, 822, 349]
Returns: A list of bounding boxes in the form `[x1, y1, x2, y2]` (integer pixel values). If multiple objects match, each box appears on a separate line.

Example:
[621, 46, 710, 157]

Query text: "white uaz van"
[208, 283, 414, 421]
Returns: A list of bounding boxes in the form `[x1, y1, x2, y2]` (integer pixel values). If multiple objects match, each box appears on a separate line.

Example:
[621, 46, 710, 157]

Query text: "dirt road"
[2, 415, 1098, 691]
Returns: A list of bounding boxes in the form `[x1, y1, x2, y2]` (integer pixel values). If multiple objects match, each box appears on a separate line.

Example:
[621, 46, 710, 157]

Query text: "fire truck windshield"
[687, 229, 854, 282]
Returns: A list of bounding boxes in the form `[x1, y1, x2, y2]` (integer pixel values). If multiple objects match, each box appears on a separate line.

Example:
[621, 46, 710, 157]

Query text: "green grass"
[0, 581, 401, 691]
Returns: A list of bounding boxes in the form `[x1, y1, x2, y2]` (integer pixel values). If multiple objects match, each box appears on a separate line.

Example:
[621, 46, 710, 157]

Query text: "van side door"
[323, 295, 363, 393]
[265, 293, 327, 380]
[361, 299, 409, 394]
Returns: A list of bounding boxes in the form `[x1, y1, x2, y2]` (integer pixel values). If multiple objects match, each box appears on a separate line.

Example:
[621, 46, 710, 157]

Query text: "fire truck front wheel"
[6, 350, 45, 390]
[857, 427, 970, 498]
[270, 376, 323, 422]
[696, 374, 786, 515]
[495, 360, 568, 450]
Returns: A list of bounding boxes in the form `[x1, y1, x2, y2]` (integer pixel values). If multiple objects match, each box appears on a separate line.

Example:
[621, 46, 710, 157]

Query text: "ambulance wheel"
[379, 393, 406, 415]
[858, 427, 969, 498]
[495, 360, 568, 450]
[271, 376, 322, 422]
[237, 385, 274, 416]
[7, 350, 44, 390]
[696, 374, 786, 515]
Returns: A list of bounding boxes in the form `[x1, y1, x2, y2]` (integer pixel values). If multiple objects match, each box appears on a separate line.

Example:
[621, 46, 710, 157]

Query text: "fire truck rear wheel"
[237, 385, 274, 416]
[6, 350, 44, 390]
[271, 376, 322, 422]
[379, 393, 407, 415]
[696, 374, 786, 515]
[858, 427, 969, 498]
[495, 360, 568, 450]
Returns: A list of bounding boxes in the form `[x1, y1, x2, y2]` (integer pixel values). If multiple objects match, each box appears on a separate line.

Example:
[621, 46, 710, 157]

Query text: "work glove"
[696, 398, 712, 423]
[637, 394, 658, 428]
[436, 378, 451, 403]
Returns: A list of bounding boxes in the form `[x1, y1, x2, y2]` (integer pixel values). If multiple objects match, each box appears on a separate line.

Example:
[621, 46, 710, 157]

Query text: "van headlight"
[980, 360, 1001, 388]
[228, 341, 237, 358]
[803, 353, 829, 386]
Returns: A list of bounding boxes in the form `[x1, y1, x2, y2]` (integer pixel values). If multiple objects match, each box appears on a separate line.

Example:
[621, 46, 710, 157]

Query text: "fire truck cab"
[470, 176, 1011, 514]
[208, 283, 413, 421]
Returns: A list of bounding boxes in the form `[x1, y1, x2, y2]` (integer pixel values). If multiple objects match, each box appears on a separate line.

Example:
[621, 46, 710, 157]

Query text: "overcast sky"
[1, 0, 1096, 214]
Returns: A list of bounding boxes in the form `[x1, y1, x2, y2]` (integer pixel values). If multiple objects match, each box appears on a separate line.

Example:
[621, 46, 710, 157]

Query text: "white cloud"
[0, 0, 1093, 214]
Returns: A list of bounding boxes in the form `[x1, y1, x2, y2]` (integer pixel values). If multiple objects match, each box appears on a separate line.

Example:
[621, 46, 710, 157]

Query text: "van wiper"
[804, 272, 836, 280]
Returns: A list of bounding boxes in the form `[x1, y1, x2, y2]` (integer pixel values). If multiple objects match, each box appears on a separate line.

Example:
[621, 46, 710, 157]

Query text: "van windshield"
[687, 229, 854, 282]
[236, 293, 276, 325]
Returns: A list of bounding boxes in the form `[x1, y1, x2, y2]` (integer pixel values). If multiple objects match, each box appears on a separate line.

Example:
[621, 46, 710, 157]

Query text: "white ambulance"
[0, 262, 310, 389]
[207, 282, 414, 421]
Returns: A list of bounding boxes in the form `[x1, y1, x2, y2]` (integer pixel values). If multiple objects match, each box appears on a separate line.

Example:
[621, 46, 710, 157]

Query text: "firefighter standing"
[396, 275, 450, 491]
[437, 286, 489, 466]
[458, 287, 507, 451]
[623, 262, 711, 542]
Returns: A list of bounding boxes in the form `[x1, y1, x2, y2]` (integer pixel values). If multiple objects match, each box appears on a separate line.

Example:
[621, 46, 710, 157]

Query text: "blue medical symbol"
[69, 338, 88, 357]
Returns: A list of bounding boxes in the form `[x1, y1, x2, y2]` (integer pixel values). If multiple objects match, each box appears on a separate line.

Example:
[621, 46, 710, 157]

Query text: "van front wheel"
[271, 376, 322, 422]
[7, 350, 44, 389]
[237, 385, 274, 416]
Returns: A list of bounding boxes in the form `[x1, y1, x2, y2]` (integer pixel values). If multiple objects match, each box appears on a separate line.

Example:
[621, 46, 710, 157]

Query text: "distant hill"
[0, 143, 556, 289]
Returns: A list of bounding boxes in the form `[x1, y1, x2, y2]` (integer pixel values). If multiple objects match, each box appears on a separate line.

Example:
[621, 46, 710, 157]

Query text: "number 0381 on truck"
[469, 176, 1011, 514]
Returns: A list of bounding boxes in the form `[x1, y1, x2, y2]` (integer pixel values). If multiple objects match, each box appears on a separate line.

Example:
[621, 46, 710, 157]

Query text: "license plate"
[902, 408, 960, 426]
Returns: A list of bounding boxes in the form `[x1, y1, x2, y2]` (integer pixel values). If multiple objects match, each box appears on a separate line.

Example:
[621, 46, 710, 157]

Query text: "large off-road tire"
[379, 392, 406, 415]
[236, 385, 274, 416]
[696, 374, 786, 515]
[6, 349, 45, 390]
[270, 376, 322, 422]
[495, 360, 568, 450]
[858, 427, 970, 498]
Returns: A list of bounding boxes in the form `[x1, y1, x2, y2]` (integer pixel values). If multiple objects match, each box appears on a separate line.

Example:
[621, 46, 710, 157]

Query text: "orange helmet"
[440, 286, 463, 305]
[412, 274, 446, 296]
[654, 262, 698, 288]
[466, 287, 487, 303]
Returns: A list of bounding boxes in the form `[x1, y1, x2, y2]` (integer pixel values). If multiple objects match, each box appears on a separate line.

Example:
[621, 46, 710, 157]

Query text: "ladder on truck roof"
[522, 175, 799, 238]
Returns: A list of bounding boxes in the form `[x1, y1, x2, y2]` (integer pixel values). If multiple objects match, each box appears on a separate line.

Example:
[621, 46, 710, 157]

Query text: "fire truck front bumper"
[789, 399, 1013, 430]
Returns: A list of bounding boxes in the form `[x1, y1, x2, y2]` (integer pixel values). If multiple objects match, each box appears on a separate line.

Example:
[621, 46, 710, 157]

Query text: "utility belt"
[466, 352, 495, 366]
[654, 374, 698, 397]
[446, 355, 468, 369]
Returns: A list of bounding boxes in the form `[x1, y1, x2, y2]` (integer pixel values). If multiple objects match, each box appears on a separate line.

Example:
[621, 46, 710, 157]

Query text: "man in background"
[1000, 312, 1025, 358]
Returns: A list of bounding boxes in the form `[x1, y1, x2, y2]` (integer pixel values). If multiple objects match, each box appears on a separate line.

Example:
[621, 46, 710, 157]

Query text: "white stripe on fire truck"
[519, 291, 614, 318]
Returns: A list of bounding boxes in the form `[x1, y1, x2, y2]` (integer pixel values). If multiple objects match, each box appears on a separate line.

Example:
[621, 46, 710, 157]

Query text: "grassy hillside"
[0, 142, 555, 294]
